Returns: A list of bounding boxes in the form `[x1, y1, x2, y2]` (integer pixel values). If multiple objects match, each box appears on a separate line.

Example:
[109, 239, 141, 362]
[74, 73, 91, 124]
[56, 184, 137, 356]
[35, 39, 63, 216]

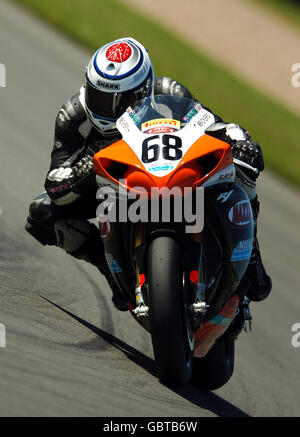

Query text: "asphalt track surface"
[0, 0, 299, 417]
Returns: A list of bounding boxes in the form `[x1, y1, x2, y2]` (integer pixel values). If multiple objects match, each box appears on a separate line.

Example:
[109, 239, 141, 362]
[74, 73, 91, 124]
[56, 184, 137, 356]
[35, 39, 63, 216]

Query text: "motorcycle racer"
[25, 37, 272, 311]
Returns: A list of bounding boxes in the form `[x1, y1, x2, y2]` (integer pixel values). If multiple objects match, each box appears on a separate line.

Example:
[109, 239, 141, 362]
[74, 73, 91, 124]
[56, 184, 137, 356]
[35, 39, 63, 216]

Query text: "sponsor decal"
[230, 239, 252, 262]
[183, 103, 202, 123]
[148, 163, 175, 172]
[96, 81, 120, 90]
[48, 184, 69, 193]
[218, 171, 234, 181]
[228, 199, 252, 226]
[106, 42, 132, 63]
[141, 118, 180, 133]
[118, 116, 130, 133]
[106, 253, 122, 273]
[145, 126, 177, 134]
[196, 112, 211, 128]
[126, 107, 140, 125]
[217, 190, 234, 203]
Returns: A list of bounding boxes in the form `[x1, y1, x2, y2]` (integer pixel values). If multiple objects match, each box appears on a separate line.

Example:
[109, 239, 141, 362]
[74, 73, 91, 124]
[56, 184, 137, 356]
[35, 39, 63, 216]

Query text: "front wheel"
[147, 236, 193, 386]
[191, 339, 235, 390]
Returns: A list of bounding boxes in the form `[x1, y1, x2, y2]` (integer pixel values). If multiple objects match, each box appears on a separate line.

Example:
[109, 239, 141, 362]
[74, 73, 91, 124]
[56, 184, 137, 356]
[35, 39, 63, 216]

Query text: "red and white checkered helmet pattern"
[84, 37, 154, 135]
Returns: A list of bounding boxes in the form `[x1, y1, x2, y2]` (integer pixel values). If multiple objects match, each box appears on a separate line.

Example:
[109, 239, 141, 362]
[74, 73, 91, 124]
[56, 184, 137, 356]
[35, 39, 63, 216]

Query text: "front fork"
[188, 242, 210, 330]
[132, 225, 208, 329]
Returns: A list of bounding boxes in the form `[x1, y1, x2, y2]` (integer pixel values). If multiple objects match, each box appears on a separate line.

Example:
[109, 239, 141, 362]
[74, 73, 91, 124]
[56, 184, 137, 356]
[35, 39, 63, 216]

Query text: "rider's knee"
[25, 193, 103, 267]
[25, 192, 56, 246]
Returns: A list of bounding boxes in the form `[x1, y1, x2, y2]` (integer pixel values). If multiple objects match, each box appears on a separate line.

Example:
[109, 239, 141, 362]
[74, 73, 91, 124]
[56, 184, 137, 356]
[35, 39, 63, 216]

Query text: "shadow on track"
[39, 295, 250, 417]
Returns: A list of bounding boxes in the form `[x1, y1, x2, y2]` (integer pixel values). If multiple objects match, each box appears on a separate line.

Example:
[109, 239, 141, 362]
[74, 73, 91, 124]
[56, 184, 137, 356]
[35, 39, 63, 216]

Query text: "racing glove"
[230, 140, 264, 180]
[45, 155, 96, 203]
[206, 122, 264, 181]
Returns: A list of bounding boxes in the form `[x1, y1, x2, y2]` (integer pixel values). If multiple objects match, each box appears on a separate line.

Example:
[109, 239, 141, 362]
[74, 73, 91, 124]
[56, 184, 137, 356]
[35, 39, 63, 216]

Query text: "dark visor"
[85, 68, 153, 120]
[85, 80, 142, 120]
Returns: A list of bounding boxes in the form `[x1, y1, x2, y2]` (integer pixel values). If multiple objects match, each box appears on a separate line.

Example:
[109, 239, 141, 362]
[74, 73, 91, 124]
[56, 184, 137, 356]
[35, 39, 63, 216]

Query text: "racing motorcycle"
[93, 95, 253, 389]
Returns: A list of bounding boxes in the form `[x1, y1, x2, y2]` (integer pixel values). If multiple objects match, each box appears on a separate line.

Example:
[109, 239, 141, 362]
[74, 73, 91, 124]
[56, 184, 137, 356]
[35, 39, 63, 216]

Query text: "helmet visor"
[85, 71, 153, 120]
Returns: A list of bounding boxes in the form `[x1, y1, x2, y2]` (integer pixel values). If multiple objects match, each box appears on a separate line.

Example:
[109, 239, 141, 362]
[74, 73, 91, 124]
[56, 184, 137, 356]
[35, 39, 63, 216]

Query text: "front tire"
[147, 237, 193, 386]
[191, 339, 235, 390]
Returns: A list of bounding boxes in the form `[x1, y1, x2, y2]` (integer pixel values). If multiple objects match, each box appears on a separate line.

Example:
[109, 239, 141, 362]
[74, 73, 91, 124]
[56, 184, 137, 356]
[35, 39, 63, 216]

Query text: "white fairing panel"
[116, 107, 235, 185]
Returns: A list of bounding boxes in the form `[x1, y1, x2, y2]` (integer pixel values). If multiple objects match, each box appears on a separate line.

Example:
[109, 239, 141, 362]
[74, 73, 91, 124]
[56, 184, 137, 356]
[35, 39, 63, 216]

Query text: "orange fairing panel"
[93, 139, 142, 176]
[93, 135, 233, 192]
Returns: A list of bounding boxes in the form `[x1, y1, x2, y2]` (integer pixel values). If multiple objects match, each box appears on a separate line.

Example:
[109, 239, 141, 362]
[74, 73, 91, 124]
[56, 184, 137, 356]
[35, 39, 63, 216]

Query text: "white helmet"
[84, 37, 154, 135]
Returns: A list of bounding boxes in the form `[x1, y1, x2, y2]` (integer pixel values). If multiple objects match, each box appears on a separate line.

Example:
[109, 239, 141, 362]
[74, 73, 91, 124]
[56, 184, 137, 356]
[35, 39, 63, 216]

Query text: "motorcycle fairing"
[116, 105, 216, 178]
[93, 135, 235, 196]
[93, 95, 253, 324]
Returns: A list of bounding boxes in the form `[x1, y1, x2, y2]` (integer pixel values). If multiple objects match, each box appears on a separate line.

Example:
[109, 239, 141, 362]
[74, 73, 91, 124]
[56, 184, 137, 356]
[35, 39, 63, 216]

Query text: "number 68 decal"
[142, 134, 183, 164]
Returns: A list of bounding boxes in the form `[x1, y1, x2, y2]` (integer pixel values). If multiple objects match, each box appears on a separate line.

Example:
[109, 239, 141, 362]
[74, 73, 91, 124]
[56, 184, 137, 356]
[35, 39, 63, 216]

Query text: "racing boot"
[220, 277, 252, 341]
[243, 196, 272, 302]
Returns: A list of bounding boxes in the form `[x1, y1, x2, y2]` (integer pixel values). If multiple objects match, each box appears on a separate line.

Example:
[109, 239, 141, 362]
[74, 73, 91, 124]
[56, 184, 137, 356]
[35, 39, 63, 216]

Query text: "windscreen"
[128, 94, 202, 134]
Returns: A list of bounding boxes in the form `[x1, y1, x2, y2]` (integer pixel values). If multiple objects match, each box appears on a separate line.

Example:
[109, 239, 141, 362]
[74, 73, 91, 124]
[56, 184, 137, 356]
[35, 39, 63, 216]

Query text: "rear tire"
[147, 237, 193, 386]
[191, 339, 235, 390]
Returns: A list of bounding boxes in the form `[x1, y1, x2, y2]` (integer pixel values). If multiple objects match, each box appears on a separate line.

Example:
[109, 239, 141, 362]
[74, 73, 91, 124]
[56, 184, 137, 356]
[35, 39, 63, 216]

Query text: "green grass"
[13, 0, 300, 186]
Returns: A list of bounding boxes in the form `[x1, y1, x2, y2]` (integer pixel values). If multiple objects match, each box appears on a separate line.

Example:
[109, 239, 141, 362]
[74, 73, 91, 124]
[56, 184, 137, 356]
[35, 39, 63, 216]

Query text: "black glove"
[45, 155, 96, 200]
[69, 155, 96, 195]
[231, 140, 264, 180]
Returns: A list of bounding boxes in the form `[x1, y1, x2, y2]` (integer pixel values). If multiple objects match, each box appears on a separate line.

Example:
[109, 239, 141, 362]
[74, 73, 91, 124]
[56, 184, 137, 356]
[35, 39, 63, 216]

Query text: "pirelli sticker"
[141, 118, 180, 134]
